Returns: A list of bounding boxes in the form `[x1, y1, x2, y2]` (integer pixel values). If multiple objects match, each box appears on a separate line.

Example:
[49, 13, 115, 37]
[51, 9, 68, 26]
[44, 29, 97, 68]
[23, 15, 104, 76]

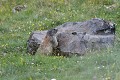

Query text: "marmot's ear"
[47, 28, 58, 36]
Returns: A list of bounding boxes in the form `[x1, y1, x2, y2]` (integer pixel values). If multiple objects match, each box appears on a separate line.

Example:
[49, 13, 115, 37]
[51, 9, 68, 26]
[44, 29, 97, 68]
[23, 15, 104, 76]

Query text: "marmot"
[37, 28, 58, 55]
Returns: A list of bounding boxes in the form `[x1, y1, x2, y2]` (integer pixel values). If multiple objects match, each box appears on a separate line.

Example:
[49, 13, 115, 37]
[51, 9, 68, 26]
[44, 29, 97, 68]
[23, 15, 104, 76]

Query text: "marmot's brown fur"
[37, 29, 58, 55]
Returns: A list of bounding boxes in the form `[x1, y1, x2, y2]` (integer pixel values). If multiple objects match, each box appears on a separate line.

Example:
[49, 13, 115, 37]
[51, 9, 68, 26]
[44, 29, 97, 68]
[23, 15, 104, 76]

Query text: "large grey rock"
[27, 18, 115, 56]
[56, 32, 114, 56]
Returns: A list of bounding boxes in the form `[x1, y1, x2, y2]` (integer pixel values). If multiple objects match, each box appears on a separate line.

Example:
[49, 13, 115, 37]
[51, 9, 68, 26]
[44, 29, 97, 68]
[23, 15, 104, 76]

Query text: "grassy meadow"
[0, 0, 120, 80]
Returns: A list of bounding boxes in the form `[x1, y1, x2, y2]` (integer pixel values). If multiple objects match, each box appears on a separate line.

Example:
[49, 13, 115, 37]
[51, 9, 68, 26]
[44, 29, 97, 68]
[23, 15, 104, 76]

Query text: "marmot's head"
[47, 28, 58, 36]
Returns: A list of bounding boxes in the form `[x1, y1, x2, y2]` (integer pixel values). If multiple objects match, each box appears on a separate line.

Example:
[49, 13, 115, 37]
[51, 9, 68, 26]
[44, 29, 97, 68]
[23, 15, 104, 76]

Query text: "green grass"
[0, 0, 120, 80]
